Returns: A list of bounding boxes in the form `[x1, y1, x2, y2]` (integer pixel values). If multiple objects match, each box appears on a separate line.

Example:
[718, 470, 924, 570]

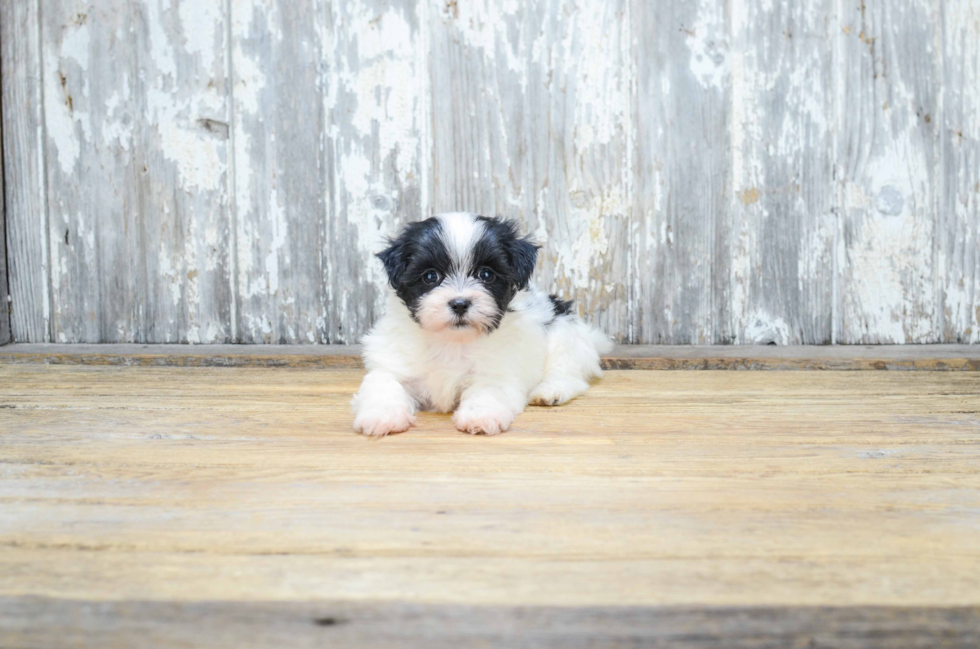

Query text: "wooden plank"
[0, 103, 8, 346]
[2, 599, 979, 649]
[41, 1, 140, 342]
[0, 343, 365, 368]
[836, 0, 942, 343]
[729, 0, 836, 344]
[0, 365, 979, 641]
[940, 2, 980, 343]
[230, 0, 327, 343]
[0, 343, 979, 370]
[631, 0, 732, 344]
[324, 0, 423, 343]
[135, 0, 234, 343]
[1, 0, 49, 342]
[427, 0, 528, 218]
[524, 0, 631, 341]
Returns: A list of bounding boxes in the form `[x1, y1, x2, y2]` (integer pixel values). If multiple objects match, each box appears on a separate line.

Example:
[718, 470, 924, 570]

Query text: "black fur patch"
[472, 217, 539, 322]
[475, 217, 539, 288]
[376, 217, 451, 322]
[548, 294, 574, 317]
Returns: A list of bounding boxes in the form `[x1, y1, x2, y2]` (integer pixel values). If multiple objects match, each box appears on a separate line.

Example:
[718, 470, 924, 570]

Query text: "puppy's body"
[352, 212, 612, 437]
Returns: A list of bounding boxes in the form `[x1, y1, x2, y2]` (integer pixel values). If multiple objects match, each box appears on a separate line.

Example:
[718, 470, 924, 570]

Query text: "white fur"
[416, 277, 499, 335]
[351, 213, 613, 437]
[438, 212, 483, 270]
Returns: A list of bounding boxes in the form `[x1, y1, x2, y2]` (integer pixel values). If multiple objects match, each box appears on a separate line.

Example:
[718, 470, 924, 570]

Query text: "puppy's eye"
[478, 268, 496, 282]
[422, 270, 441, 285]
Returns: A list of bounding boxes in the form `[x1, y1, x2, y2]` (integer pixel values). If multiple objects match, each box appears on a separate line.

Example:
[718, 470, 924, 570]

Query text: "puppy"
[351, 212, 613, 437]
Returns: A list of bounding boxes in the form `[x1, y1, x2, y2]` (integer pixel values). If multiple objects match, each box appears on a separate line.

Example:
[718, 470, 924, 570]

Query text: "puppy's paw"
[529, 378, 589, 406]
[453, 400, 515, 436]
[353, 405, 416, 438]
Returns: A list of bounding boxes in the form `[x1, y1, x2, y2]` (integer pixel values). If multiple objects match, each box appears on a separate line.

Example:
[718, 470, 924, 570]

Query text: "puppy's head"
[377, 213, 538, 339]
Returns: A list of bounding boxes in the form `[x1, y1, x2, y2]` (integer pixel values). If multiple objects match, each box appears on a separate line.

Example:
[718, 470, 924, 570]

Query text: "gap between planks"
[0, 343, 978, 370]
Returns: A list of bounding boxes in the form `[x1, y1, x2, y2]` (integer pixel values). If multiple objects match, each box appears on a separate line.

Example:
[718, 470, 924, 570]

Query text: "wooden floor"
[2, 360, 980, 647]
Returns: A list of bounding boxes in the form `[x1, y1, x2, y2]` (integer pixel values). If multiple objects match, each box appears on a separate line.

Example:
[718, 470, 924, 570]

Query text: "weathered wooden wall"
[0, 54, 7, 345]
[1, 0, 978, 344]
[0, 109, 7, 344]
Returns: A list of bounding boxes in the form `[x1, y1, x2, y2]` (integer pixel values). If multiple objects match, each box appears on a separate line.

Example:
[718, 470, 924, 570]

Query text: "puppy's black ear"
[377, 239, 407, 288]
[507, 232, 539, 291]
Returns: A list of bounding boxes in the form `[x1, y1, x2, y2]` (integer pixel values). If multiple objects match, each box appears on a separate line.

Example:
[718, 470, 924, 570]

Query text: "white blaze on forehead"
[436, 212, 484, 272]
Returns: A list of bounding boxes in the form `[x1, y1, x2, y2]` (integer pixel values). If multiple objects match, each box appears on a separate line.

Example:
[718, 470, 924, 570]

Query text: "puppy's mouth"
[450, 318, 473, 329]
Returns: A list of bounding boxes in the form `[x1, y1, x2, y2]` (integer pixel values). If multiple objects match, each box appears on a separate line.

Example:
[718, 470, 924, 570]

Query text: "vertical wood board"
[728, 0, 836, 344]
[135, 0, 234, 343]
[836, 0, 941, 344]
[0, 117, 7, 345]
[324, 0, 423, 344]
[231, 0, 327, 344]
[939, 1, 980, 343]
[1, 0, 49, 342]
[632, 0, 732, 344]
[42, 0, 140, 342]
[524, 0, 631, 340]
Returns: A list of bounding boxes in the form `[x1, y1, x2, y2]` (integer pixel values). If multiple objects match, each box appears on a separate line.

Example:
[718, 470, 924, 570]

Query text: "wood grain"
[427, 0, 527, 219]
[0, 99, 8, 346]
[729, 0, 835, 344]
[135, 0, 234, 344]
[524, 0, 631, 341]
[1, 0, 49, 342]
[42, 1, 141, 343]
[631, 0, 732, 344]
[0, 365, 979, 645]
[231, 0, 327, 344]
[836, 0, 941, 343]
[940, 1, 980, 343]
[3, 599, 979, 649]
[324, 0, 423, 344]
[1, 343, 979, 371]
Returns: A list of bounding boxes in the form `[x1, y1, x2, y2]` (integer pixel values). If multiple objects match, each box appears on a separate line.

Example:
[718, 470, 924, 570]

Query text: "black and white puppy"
[352, 212, 612, 437]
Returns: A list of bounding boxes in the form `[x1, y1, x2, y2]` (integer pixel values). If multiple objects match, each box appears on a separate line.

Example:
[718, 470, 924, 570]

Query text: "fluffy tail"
[589, 328, 614, 355]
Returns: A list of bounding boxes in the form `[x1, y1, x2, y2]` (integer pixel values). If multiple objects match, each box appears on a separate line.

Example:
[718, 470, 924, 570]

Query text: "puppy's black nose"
[449, 298, 471, 315]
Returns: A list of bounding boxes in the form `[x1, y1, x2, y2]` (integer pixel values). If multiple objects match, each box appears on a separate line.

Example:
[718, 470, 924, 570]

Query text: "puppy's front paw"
[453, 400, 515, 436]
[529, 378, 589, 406]
[353, 405, 415, 438]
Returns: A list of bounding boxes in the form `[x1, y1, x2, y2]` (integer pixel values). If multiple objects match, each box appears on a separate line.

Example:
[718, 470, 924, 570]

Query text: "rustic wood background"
[0, 118, 7, 345]
[1, 0, 978, 345]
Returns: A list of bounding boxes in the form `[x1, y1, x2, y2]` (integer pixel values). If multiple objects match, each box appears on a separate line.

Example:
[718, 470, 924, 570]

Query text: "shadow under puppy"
[352, 212, 613, 437]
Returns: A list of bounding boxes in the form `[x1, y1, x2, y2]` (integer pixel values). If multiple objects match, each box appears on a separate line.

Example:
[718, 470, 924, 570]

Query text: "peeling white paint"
[264, 187, 287, 296]
[159, 117, 224, 192]
[336, 150, 392, 291]
[453, 0, 524, 81]
[232, 43, 266, 116]
[60, 19, 90, 69]
[841, 56, 937, 344]
[744, 312, 792, 345]
[178, 1, 221, 72]
[333, 4, 419, 187]
[146, 1, 177, 80]
[16, 0, 979, 345]
[569, 1, 627, 150]
[44, 21, 92, 175]
[555, 188, 627, 292]
[102, 86, 133, 150]
[324, 0, 423, 334]
[686, 2, 728, 91]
